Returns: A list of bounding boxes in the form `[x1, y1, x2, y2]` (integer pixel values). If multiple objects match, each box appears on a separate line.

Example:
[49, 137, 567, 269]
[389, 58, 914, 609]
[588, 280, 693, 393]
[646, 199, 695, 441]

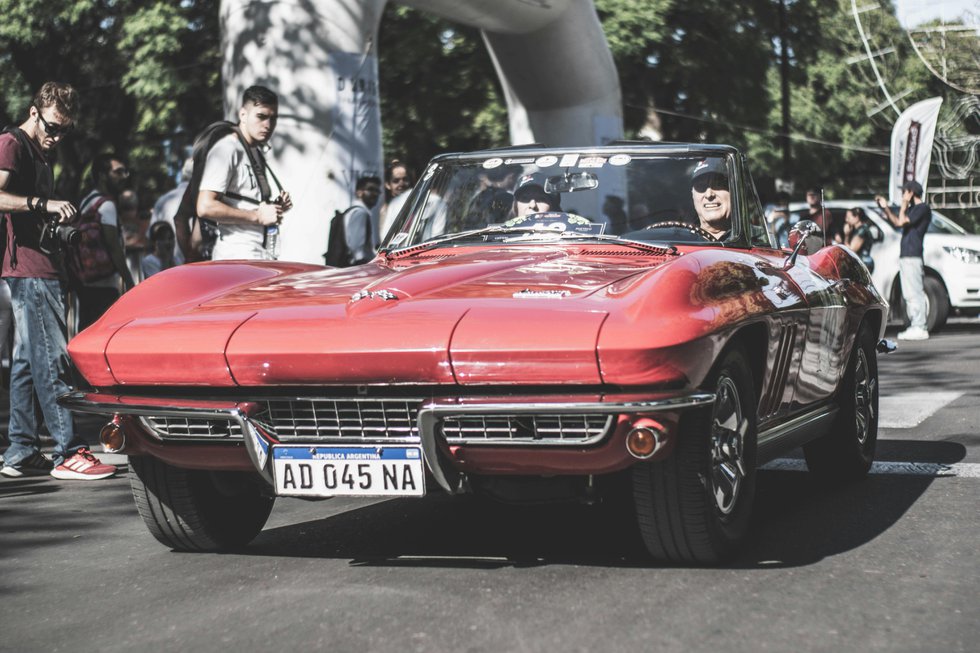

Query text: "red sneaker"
[51, 449, 117, 480]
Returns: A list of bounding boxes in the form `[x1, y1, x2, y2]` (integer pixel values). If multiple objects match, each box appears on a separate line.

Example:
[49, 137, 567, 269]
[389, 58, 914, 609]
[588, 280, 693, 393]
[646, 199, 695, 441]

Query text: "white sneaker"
[898, 326, 929, 341]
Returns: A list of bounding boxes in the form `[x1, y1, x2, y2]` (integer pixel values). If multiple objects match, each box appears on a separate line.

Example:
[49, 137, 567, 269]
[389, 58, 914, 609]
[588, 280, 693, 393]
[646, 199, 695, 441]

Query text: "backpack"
[173, 121, 237, 260]
[323, 207, 373, 267]
[67, 194, 116, 283]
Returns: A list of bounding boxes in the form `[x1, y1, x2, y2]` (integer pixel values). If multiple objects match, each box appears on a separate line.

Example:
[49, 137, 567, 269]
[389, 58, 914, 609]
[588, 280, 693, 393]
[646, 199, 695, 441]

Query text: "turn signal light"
[99, 422, 125, 453]
[626, 419, 666, 460]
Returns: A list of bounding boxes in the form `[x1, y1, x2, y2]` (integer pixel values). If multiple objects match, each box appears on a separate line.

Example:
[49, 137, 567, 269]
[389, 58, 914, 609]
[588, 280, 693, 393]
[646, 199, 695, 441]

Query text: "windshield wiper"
[381, 225, 679, 259]
[539, 231, 679, 256]
[382, 225, 552, 258]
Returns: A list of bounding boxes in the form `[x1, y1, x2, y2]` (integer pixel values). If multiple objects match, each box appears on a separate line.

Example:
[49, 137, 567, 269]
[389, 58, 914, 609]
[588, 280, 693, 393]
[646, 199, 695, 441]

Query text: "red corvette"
[62, 144, 889, 564]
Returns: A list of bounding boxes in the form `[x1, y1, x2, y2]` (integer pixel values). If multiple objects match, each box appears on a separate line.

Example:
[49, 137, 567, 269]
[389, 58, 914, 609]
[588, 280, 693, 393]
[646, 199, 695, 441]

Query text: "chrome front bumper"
[59, 390, 715, 493]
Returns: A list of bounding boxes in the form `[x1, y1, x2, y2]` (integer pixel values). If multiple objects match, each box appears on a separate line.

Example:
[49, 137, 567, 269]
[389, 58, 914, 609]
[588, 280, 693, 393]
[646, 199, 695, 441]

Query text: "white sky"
[896, 0, 979, 29]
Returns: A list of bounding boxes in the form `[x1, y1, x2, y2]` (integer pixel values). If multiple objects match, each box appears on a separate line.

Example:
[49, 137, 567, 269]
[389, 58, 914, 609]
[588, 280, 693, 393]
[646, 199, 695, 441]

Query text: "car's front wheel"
[130, 456, 275, 551]
[632, 346, 757, 565]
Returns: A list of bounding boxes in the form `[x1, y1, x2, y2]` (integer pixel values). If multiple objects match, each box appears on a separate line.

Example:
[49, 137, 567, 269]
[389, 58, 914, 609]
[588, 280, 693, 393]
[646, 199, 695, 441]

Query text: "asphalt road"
[1, 319, 978, 653]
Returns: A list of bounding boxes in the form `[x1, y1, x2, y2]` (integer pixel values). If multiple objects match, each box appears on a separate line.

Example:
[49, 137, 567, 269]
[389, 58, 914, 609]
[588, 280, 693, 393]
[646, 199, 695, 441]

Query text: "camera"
[38, 215, 80, 255]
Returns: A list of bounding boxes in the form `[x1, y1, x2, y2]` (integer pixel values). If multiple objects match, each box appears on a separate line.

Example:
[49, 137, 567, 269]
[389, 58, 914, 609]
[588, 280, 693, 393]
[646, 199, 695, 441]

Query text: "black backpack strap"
[233, 127, 283, 201]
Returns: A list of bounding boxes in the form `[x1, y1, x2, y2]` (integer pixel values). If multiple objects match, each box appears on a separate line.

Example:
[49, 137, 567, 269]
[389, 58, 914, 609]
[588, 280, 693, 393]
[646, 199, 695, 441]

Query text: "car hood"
[926, 232, 980, 250]
[80, 247, 681, 387]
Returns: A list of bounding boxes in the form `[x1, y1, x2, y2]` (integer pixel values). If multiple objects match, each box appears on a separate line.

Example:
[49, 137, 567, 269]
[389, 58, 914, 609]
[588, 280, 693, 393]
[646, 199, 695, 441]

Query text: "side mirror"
[784, 220, 824, 269]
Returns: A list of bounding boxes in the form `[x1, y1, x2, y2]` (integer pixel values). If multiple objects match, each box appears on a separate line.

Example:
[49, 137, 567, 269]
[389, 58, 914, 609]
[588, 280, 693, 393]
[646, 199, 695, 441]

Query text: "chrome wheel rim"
[853, 348, 876, 446]
[710, 376, 748, 515]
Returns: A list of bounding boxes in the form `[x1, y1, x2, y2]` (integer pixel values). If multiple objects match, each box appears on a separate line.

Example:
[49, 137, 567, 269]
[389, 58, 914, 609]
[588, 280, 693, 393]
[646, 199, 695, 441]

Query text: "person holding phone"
[875, 180, 932, 340]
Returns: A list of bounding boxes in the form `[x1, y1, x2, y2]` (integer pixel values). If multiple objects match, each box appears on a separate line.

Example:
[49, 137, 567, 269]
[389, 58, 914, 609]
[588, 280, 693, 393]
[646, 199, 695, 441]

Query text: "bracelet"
[26, 196, 36, 212]
[38, 197, 48, 214]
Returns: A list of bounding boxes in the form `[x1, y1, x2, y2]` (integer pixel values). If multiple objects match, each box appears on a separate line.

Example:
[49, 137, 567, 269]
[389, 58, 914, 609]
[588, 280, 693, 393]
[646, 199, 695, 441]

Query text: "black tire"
[129, 456, 275, 552]
[923, 275, 950, 333]
[632, 346, 757, 565]
[803, 323, 879, 481]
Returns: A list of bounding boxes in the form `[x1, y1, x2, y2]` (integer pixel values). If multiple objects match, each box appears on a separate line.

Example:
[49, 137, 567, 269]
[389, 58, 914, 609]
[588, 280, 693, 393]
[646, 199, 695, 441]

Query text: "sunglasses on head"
[693, 173, 728, 193]
[35, 107, 74, 138]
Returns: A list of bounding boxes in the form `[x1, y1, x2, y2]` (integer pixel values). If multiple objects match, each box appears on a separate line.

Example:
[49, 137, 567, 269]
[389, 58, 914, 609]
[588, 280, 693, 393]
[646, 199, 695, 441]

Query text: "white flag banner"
[889, 97, 943, 204]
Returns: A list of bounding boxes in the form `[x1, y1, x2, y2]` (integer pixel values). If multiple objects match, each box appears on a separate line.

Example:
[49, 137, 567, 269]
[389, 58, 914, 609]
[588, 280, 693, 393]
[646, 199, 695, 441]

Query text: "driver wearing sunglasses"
[691, 158, 731, 240]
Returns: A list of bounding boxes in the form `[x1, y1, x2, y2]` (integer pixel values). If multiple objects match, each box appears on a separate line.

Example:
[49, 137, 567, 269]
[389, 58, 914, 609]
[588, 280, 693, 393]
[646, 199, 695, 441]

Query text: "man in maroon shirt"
[0, 81, 115, 480]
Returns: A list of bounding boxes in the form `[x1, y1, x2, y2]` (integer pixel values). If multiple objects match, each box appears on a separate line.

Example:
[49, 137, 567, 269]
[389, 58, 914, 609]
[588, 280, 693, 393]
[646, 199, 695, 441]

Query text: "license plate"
[272, 445, 425, 498]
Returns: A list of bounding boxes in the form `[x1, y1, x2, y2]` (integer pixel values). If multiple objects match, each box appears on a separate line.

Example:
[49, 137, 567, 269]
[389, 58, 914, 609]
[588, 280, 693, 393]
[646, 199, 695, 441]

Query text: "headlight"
[942, 246, 980, 264]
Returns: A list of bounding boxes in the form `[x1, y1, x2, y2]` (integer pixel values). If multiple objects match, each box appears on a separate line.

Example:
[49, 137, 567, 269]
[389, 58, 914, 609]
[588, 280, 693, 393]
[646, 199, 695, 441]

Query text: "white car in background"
[788, 201, 980, 332]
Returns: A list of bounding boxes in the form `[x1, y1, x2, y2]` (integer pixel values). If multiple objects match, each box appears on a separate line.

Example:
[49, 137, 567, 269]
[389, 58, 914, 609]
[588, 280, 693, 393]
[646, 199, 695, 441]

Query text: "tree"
[0, 0, 220, 206]
[377, 5, 507, 179]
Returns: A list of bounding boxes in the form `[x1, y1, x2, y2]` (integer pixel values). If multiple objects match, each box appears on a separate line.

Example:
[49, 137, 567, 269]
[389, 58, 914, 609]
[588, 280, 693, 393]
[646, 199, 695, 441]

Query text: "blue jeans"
[3, 277, 84, 466]
[899, 257, 927, 330]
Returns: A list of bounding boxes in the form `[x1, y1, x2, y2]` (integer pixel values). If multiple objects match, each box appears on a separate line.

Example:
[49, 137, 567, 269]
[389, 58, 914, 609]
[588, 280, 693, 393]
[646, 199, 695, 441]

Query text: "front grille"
[137, 400, 614, 447]
[140, 416, 243, 441]
[441, 414, 613, 445]
[261, 398, 421, 442]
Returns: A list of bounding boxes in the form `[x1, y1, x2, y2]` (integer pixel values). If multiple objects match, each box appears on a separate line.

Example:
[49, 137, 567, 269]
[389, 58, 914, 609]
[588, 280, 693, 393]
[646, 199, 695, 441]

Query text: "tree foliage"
[0, 0, 219, 205]
[377, 6, 507, 179]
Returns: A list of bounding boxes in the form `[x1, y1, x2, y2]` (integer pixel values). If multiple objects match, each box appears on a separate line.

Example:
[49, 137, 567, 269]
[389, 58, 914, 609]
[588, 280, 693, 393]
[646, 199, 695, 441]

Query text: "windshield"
[930, 213, 968, 235]
[382, 153, 743, 250]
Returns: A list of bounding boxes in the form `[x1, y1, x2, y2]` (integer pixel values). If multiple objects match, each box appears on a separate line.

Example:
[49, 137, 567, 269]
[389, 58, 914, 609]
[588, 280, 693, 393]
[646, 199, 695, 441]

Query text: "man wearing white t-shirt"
[196, 86, 292, 260]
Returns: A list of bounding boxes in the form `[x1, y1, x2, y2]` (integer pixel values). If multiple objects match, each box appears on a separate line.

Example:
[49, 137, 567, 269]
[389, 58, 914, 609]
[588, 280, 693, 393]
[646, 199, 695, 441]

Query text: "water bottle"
[264, 223, 280, 259]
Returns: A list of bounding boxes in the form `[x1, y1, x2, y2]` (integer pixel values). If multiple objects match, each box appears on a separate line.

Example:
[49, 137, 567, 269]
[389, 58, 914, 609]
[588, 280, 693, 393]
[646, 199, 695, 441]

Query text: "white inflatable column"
[404, 0, 623, 147]
[221, 0, 386, 264]
[481, 0, 623, 147]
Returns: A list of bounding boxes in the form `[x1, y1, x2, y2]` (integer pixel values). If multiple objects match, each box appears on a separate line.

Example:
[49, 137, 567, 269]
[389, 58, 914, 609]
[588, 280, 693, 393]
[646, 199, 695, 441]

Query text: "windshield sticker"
[558, 154, 579, 168]
[609, 154, 631, 166]
[535, 155, 559, 168]
[503, 211, 606, 236]
[483, 158, 503, 169]
[505, 157, 535, 165]
[422, 163, 437, 180]
[390, 232, 409, 246]
[579, 156, 607, 168]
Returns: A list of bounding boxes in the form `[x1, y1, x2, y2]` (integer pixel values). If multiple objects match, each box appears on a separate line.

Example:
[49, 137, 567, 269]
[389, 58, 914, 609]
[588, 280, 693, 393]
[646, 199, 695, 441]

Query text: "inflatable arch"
[221, 0, 622, 263]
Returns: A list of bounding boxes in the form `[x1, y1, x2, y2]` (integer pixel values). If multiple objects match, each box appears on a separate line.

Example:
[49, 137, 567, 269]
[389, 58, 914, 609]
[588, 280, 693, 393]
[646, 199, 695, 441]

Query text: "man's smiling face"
[691, 173, 731, 237]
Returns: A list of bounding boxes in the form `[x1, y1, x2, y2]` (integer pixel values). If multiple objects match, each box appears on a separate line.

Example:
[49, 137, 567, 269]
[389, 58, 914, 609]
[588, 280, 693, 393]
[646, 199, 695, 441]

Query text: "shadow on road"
[242, 438, 965, 570]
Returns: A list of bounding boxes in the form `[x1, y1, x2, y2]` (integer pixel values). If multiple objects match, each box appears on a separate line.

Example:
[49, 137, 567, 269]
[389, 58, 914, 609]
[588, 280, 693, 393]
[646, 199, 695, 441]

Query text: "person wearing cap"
[804, 187, 838, 241]
[875, 180, 932, 340]
[513, 172, 560, 217]
[690, 158, 731, 240]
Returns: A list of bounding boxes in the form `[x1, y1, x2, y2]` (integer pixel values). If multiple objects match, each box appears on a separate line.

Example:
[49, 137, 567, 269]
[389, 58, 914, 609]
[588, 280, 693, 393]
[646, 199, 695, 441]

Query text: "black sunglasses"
[693, 173, 728, 193]
[35, 107, 74, 138]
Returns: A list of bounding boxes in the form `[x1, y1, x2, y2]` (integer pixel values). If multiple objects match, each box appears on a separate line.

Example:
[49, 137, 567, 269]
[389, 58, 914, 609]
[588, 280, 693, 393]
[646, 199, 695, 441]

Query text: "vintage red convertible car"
[62, 144, 889, 564]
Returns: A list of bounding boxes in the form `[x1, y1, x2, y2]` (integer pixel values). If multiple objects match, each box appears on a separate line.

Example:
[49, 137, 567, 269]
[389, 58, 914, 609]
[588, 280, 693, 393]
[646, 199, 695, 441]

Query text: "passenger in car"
[513, 172, 561, 217]
[691, 159, 731, 240]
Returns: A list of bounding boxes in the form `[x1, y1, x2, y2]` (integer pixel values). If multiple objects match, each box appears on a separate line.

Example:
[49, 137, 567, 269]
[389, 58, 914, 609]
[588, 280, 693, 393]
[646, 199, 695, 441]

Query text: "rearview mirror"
[546, 172, 599, 194]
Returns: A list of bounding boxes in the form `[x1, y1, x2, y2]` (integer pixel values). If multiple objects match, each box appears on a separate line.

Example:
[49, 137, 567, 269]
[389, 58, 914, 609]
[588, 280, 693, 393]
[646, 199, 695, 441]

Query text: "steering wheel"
[644, 220, 718, 242]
